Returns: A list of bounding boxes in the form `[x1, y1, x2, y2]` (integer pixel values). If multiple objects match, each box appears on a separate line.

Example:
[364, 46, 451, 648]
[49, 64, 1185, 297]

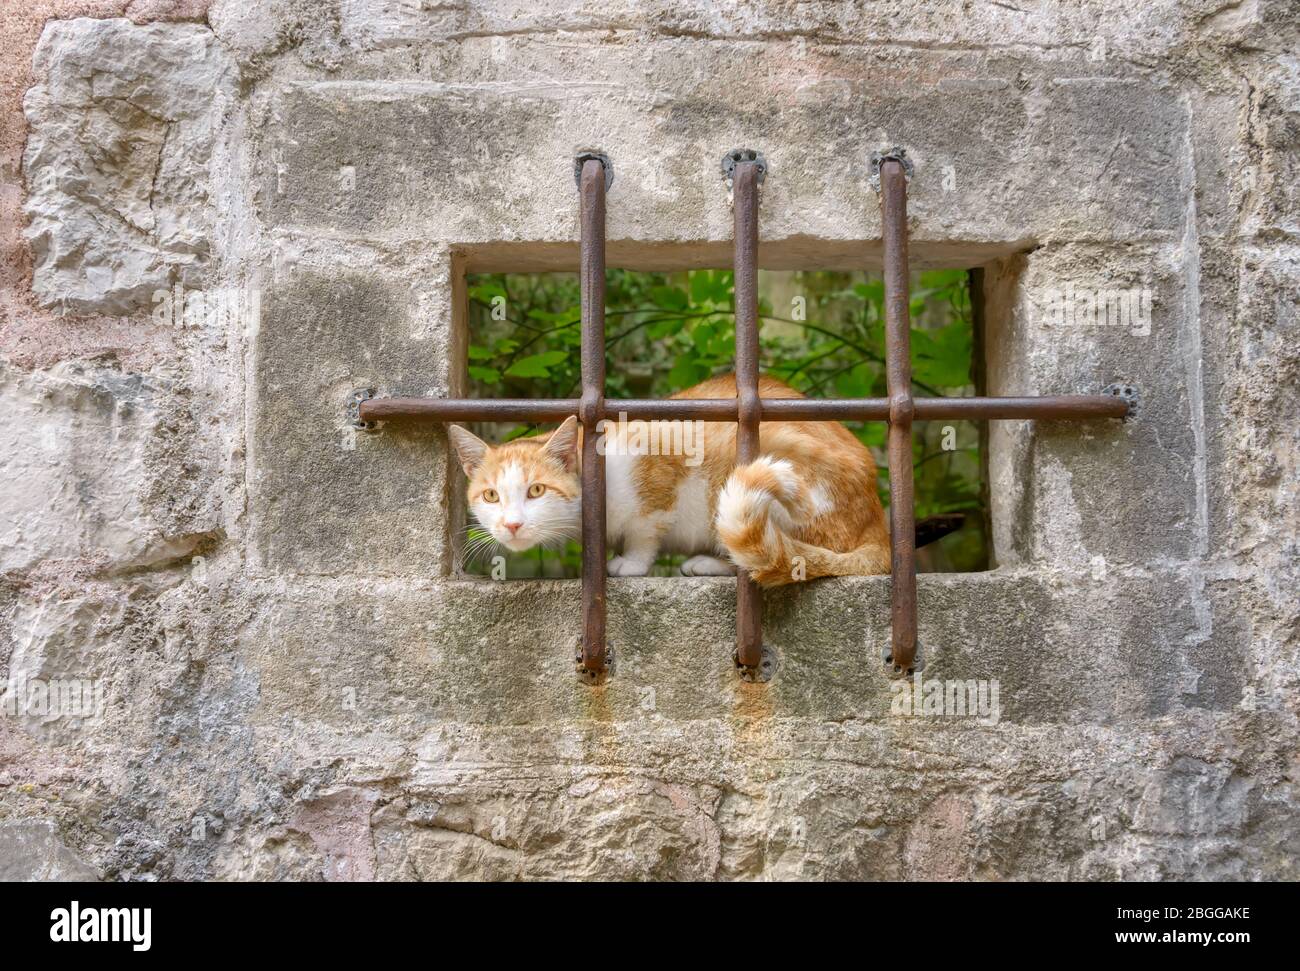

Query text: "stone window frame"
[349, 151, 1133, 684]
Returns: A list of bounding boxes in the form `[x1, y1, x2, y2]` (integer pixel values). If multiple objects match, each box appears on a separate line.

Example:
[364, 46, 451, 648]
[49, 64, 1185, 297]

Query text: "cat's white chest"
[603, 454, 715, 554]
[659, 474, 716, 554]
[602, 451, 643, 543]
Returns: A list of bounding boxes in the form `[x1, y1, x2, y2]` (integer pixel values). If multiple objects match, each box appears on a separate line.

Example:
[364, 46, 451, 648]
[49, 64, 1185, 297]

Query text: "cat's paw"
[607, 555, 653, 577]
[680, 555, 737, 577]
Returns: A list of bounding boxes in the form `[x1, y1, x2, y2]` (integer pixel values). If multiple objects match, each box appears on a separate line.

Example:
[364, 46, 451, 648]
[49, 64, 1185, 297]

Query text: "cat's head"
[448, 416, 581, 553]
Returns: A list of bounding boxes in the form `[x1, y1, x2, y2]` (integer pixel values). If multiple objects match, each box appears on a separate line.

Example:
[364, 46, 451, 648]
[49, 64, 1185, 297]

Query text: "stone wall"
[1, 1, 1296, 880]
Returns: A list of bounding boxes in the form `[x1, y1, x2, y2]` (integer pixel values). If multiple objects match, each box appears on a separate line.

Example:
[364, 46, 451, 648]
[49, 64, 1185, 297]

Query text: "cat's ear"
[542, 416, 579, 471]
[447, 425, 488, 477]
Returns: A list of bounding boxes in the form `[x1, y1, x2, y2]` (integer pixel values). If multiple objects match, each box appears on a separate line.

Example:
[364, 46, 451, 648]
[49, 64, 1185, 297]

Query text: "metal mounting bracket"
[733, 644, 778, 683]
[347, 388, 377, 430]
[883, 639, 925, 679]
[870, 146, 914, 193]
[573, 151, 614, 190]
[1103, 383, 1140, 420]
[721, 148, 768, 188]
[576, 640, 614, 685]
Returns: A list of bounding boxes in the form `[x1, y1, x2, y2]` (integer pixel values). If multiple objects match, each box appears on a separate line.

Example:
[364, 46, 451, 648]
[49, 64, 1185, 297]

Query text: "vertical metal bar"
[579, 158, 607, 676]
[732, 160, 764, 671]
[880, 158, 917, 673]
[969, 267, 993, 570]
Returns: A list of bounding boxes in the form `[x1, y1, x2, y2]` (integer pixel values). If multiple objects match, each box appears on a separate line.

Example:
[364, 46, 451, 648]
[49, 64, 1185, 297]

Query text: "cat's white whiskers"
[460, 530, 504, 565]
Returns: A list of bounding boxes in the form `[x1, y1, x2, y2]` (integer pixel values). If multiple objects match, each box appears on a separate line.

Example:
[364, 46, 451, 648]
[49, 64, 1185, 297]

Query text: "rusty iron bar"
[732, 159, 764, 671]
[577, 158, 609, 677]
[358, 394, 1129, 424]
[361, 398, 582, 422]
[881, 157, 917, 674]
[911, 396, 1128, 420]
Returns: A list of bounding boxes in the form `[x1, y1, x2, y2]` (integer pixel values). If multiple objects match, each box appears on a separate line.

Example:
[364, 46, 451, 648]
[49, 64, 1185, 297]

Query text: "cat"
[448, 373, 891, 587]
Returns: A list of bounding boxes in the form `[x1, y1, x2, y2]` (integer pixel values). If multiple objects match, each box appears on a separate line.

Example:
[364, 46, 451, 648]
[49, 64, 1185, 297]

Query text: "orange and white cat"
[448, 373, 890, 587]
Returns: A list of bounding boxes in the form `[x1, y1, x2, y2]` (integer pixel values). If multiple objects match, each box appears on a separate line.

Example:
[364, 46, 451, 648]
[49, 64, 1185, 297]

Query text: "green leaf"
[919, 268, 968, 290]
[528, 309, 575, 324]
[469, 283, 506, 304]
[689, 272, 709, 305]
[853, 281, 885, 303]
[504, 350, 568, 378]
[650, 286, 689, 312]
[851, 421, 887, 447]
[913, 322, 973, 388]
[707, 329, 736, 359]
[691, 322, 717, 353]
[668, 354, 708, 388]
[502, 424, 536, 442]
[468, 365, 500, 385]
[467, 344, 494, 360]
[833, 363, 872, 399]
[690, 270, 733, 306]
[647, 317, 685, 339]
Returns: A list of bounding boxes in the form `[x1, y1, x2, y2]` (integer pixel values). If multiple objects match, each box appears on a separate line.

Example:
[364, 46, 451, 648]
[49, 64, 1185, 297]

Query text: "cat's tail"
[715, 457, 890, 588]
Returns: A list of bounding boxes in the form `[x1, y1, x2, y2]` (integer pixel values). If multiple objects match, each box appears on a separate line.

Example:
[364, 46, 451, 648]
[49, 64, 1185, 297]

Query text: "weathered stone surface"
[230, 570, 1232, 729]
[983, 243, 1203, 566]
[262, 73, 1187, 252]
[2, 0, 1297, 882]
[22, 18, 237, 313]
[0, 360, 221, 574]
[0, 819, 99, 880]
[328, 0, 1187, 58]
[249, 266, 452, 575]
[1207, 244, 1300, 555]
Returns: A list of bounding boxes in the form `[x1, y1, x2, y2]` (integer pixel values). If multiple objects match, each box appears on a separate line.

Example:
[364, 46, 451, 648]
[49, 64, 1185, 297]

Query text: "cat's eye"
[527, 483, 546, 499]
[482, 488, 499, 503]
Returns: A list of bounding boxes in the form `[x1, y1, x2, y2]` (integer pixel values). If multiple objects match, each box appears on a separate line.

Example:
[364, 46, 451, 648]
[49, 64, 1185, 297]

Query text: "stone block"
[983, 243, 1201, 566]
[262, 72, 1187, 254]
[22, 18, 237, 313]
[0, 361, 218, 573]
[249, 267, 453, 575]
[0, 820, 99, 881]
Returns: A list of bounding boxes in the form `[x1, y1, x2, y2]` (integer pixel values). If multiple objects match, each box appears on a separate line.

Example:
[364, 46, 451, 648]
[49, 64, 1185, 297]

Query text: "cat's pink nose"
[503, 521, 523, 535]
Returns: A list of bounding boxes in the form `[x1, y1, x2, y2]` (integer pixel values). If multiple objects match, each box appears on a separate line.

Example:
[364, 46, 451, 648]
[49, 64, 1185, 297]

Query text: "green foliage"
[462, 268, 987, 576]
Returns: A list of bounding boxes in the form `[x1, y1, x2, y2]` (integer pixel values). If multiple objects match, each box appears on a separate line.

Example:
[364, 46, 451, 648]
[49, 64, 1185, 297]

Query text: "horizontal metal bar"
[912, 396, 1129, 420]
[358, 394, 1130, 424]
[361, 398, 581, 422]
